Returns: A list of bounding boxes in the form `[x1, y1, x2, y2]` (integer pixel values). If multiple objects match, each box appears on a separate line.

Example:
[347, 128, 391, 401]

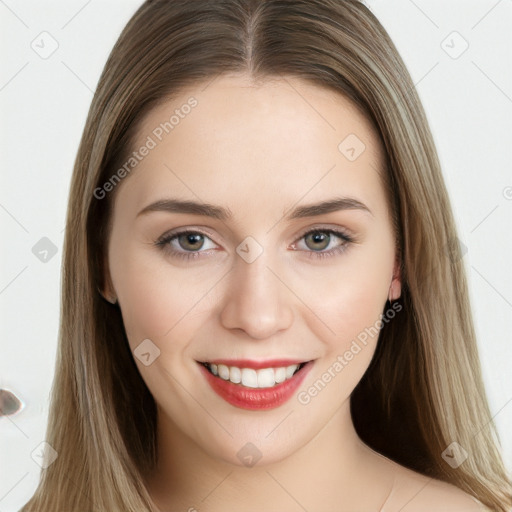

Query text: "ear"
[98, 254, 117, 305]
[388, 259, 401, 302]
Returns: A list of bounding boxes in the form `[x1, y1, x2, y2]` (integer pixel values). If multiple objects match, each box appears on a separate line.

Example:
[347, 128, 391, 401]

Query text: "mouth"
[196, 359, 314, 410]
[198, 360, 309, 388]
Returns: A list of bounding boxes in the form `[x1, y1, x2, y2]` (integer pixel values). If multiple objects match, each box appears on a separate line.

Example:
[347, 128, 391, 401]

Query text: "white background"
[0, 1, 511, 510]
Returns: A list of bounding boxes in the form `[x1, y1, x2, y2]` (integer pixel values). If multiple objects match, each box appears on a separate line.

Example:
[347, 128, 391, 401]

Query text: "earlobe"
[388, 263, 402, 302]
[98, 264, 118, 304]
[97, 286, 117, 304]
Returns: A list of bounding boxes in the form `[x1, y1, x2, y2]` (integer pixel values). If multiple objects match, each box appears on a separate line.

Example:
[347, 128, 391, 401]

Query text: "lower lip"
[198, 361, 313, 410]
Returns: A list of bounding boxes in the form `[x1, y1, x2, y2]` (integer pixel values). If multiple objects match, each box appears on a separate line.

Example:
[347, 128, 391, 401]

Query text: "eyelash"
[155, 227, 354, 261]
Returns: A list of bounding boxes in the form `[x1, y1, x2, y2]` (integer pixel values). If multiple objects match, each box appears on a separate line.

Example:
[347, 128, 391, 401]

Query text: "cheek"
[292, 234, 394, 403]
[297, 243, 393, 346]
[110, 244, 216, 347]
[296, 274, 391, 409]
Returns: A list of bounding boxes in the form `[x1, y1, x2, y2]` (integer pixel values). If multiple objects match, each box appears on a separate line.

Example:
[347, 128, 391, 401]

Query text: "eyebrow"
[136, 196, 372, 220]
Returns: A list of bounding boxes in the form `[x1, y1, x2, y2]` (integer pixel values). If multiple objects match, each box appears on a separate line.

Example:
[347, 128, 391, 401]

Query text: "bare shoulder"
[381, 460, 486, 512]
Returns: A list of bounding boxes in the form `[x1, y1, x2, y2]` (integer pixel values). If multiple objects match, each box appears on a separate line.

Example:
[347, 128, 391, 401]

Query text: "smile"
[197, 359, 314, 410]
[202, 361, 306, 388]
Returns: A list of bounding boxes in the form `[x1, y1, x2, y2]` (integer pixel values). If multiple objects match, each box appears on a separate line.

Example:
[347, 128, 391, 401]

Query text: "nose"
[219, 252, 294, 340]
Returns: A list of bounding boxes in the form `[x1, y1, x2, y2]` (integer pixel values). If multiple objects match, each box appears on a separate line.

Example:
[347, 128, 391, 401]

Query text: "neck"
[146, 400, 395, 511]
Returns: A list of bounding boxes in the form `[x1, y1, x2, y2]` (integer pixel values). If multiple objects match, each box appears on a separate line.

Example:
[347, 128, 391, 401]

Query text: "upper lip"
[199, 358, 312, 370]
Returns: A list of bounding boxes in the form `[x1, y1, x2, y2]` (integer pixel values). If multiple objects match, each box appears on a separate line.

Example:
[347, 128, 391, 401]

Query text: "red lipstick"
[197, 360, 313, 410]
[206, 358, 306, 370]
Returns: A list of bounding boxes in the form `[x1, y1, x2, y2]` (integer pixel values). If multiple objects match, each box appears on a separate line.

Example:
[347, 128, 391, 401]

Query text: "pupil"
[307, 232, 329, 251]
[180, 233, 204, 250]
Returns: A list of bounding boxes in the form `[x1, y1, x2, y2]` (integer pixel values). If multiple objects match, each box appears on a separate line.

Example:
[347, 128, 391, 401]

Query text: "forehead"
[115, 74, 386, 218]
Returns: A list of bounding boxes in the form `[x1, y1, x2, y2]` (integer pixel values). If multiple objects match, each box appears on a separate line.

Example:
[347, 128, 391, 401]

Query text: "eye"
[155, 227, 354, 261]
[291, 228, 353, 259]
[155, 229, 218, 260]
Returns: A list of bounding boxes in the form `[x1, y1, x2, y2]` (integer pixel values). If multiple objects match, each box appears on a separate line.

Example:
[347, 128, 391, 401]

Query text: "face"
[104, 73, 401, 466]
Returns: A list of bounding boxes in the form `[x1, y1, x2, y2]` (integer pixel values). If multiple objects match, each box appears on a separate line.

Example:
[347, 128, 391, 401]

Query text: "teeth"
[285, 365, 297, 379]
[229, 366, 241, 384]
[218, 364, 230, 380]
[207, 363, 302, 388]
[241, 368, 258, 388]
[258, 368, 275, 388]
[275, 367, 286, 383]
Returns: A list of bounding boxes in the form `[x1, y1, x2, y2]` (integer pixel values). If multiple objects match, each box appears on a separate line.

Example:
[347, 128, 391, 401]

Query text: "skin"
[103, 74, 483, 511]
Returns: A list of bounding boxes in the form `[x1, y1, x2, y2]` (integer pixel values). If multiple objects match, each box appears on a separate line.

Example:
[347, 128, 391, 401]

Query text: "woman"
[21, 0, 512, 511]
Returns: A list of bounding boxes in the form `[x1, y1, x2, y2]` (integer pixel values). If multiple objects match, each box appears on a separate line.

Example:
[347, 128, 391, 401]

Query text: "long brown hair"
[22, 1, 512, 510]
